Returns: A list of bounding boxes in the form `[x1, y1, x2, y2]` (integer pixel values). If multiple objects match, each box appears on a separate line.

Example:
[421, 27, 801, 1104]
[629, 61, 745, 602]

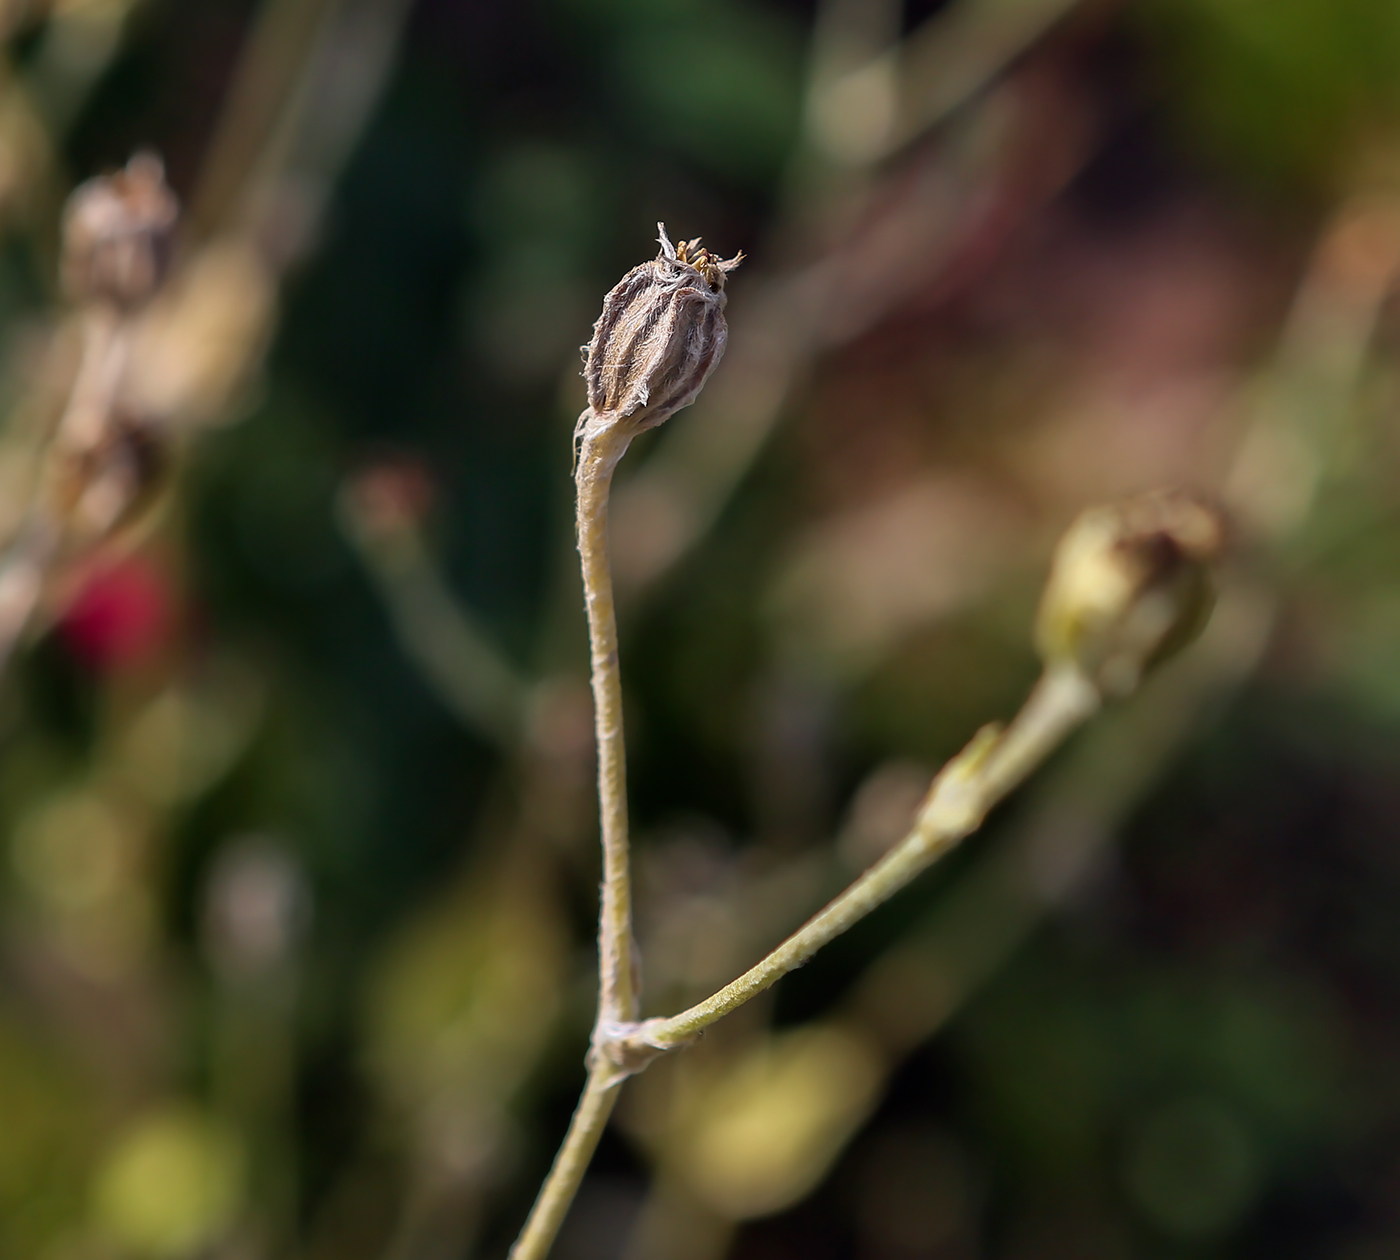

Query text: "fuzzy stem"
[507, 1065, 623, 1260]
[576, 420, 639, 1032]
[506, 416, 639, 1260]
[637, 665, 1099, 1049]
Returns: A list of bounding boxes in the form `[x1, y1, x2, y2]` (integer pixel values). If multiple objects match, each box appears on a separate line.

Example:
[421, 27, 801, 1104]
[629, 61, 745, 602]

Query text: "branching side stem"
[510, 409, 1104, 1260]
[633, 665, 1099, 1051]
[508, 650, 1098, 1260]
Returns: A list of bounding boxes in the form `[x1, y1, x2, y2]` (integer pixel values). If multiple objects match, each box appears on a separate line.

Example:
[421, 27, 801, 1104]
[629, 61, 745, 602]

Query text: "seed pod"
[579, 224, 743, 442]
[1035, 489, 1225, 697]
[61, 152, 179, 309]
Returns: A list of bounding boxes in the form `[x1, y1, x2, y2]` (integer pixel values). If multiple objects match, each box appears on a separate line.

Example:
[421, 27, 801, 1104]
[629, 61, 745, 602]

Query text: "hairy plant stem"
[510, 427, 1102, 1260]
[507, 1064, 622, 1260]
[576, 422, 639, 1040]
[506, 421, 638, 1260]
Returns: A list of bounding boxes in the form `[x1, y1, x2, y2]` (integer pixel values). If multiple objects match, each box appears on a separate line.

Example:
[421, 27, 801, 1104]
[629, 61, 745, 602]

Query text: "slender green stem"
[576, 422, 639, 1031]
[341, 512, 528, 746]
[636, 666, 1099, 1050]
[507, 1065, 623, 1260]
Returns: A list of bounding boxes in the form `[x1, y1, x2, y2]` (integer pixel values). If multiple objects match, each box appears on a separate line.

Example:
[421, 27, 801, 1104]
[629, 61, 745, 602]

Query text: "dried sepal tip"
[658, 223, 745, 290]
[579, 223, 742, 445]
[1035, 489, 1226, 698]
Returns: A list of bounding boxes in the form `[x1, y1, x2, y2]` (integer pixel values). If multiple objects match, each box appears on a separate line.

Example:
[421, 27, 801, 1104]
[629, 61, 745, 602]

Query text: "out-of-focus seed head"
[580, 223, 742, 442]
[1035, 489, 1226, 697]
[62, 153, 179, 309]
[341, 456, 436, 541]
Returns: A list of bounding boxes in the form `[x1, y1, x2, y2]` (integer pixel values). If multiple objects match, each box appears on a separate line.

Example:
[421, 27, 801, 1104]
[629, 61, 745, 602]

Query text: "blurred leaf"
[116, 655, 266, 807]
[959, 955, 1341, 1182]
[608, 4, 803, 181]
[1122, 1095, 1260, 1238]
[1140, 0, 1400, 185]
[0, 1014, 93, 1256]
[958, 965, 1118, 1170]
[93, 1105, 244, 1259]
[362, 859, 567, 1139]
[471, 144, 607, 253]
[670, 1021, 885, 1220]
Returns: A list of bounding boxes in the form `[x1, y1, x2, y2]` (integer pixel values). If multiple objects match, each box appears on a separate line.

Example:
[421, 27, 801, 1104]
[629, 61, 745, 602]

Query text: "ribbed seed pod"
[579, 224, 742, 442]
[61, 152, 179, 309]
[1035, 489, 1226, 697]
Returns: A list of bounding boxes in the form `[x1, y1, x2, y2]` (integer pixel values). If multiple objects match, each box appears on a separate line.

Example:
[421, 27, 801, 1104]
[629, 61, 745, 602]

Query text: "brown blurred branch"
[187, 0, 344, 242]
[192, 0, 415, 260]
[610, 0, 1098, 595]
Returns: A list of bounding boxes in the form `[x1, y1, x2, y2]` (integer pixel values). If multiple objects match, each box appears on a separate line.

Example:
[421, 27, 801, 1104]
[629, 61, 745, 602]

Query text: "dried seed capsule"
[61, 152, 179, 309]
[1035, 489, 1225, 697]
[579, 224, 742, 442]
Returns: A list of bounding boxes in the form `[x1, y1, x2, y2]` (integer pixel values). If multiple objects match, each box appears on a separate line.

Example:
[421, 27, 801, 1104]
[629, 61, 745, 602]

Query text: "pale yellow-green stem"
[507, 1064, 622, 1260]
[631, 665, 1100, 1052]
[513, 415, 1106, 1260]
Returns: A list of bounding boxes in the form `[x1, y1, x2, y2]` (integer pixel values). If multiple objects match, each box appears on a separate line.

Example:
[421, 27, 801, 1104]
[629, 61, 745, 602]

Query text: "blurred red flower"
[60, 554, 174, 671]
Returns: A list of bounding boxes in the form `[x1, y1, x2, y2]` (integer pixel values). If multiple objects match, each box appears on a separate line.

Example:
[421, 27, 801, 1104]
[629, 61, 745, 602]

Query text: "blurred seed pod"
[341, 455, 436, 542]
[580, 223, 742, 440]
[61, 152, 178, 309]
[1035, 489, 1225, 698]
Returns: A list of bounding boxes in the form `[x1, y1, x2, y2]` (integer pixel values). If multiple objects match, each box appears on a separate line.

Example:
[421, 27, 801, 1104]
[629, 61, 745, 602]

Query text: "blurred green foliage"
[1140, 0, 1400, 185]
